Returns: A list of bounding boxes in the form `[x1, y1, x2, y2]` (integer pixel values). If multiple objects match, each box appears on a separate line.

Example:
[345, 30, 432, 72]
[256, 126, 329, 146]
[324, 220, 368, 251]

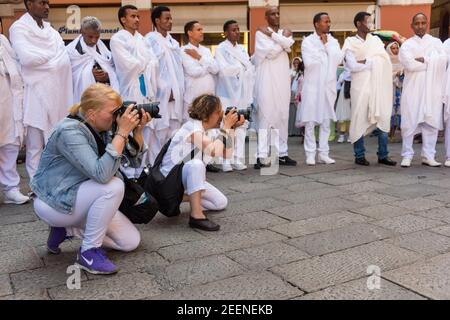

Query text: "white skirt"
[335, 90, 351, 122]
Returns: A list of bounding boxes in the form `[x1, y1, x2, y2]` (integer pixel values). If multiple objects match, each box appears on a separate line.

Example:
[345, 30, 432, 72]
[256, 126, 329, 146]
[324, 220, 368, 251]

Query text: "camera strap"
[67, 114, 106, 156]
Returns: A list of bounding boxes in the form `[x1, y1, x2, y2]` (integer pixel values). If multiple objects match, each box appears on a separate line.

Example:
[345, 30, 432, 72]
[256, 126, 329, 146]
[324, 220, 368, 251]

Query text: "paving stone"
[414, 207, 450, 223]
[385, 231, 450, 257]
[216, 197, 291, 217]
[10, 264, 89, 293]
[376, 174, 425, 186]
[285, 181, 331, 193]
[297, 278, 426, 300]
[391, 197, 444, 211]
[0, 288, 50, 300]
[269, 211, 370, 238]
[338, 181, 390, 193]
[319, 174, 372, 186]
[0, 275, 12, 297]
[158, 255, 246, 290]
[372, 214, 445, 234]
[377, 184, 444, 199]
[286, 223, 396, 256]
[350, 204, 412, 220]
[0, 220, 47, 238]
[271, 242, 423, 292]
[158, 230, 286, 262]
[0, 247, 43, 274]
[150, 271, 302, 300]
[49, 272, 162, 300]
[267, 197, 366, 221]
[196, 211, 288, 237]
[228, 182, 281, 193]
[384, 252, 450, 299]
[425, 192, 450, 204]
[226, 188, 288, 203]
[273, 187, 348, 204]
[342, 193, 401, 206]
[431, 225, 450, 237]
[421, 178, 450, 189]
[1, 230, 48, 251]
[264, 176, 314, 186]
[0, 213, 37, 225]
[226, 242, 309, 270]
[0, 203, 34, 216]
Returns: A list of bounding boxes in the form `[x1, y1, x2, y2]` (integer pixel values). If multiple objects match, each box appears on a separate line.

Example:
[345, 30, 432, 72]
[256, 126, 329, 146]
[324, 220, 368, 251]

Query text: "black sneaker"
[378, 157, 397, 166]
[206, 164, 221, 173]
[355, 157, 370, 166]
[279, 156, 297, 166]
[254, 158, 269, 170]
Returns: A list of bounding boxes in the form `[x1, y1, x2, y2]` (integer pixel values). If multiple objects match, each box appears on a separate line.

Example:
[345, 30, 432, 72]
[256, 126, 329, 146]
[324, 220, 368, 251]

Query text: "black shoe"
[279, 156, 297, 166]
[254, 158, 269, 170]
[355, 157, 370, 166]
[206, 164, 221, 173]
[189, 217, 220, 231]
[378, 157, 397, 166]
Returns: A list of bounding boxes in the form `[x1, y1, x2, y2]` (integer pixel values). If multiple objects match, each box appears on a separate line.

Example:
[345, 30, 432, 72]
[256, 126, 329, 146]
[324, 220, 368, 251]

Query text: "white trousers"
[445, 119, 450, 160]
[257, 127, 288, 159]
[183, 159, 228, 211]
[222, 124, 248, 165]
[304, 121, 330, 157]
[0, 143, 21, 192]
[33, 177, 140, 253]
[401, 123, 438, 160]
[25, 127, 46, 179]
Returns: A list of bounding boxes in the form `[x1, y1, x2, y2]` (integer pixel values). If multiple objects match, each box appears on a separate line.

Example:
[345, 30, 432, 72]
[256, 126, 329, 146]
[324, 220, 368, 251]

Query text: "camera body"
[115, 101, 162, 119]
[93, 61, 102, 71]
[225, 106, 252, 122]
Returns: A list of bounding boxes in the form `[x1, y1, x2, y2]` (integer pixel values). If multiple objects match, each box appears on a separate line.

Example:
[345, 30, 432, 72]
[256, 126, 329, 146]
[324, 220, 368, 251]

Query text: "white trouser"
[257, 127, 288, 159]
[222, 123, 248, 165]
[25, 127, 45, 179]
[148, 119, 181, 166]
[401, 123, 438, 160]
[304, 121, 330, 157]
[33, 177, 140, 253]
[0, 143, 21, 192]
[182, 159, 228, 211]
[445, 119, 450, 160]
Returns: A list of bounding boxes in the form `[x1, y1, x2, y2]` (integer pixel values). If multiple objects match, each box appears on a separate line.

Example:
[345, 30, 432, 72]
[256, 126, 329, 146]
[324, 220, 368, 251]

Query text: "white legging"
[33, 177, 140, 252]
[182, 159, 228, 211]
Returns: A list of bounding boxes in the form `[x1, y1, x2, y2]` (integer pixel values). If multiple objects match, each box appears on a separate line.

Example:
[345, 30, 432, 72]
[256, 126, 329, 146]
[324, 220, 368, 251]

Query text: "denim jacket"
[30, 114, 146, 214]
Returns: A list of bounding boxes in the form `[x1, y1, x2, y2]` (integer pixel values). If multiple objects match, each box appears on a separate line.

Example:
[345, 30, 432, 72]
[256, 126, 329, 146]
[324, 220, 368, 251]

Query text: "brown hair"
[69, 83, 122, 117]
[188, 94, 221, 121]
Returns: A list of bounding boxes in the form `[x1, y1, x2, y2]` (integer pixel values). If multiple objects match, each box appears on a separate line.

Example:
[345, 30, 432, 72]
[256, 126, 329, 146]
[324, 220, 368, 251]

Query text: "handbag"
[67, 114, 159, 224]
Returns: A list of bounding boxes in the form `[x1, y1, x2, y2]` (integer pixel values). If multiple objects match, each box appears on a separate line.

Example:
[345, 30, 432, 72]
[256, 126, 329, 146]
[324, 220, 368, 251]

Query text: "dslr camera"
[225, 106, 252, 122]
[114, 100, 162, 119]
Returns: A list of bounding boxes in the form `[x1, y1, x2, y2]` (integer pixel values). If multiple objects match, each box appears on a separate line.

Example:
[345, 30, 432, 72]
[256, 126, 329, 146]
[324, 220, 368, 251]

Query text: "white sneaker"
[346, 136, 351, 143]
[445, 160, 450, 167]
[222, 163, 233, 172]
[3, 189, 30, 205]
[337, 135, 345, 143]
[232, 162, 247, 171]
[318, 155, 336, 164]
[400, 158, 412, 168]
[306, 154, 316, 166]
[422, 158, 442, 167]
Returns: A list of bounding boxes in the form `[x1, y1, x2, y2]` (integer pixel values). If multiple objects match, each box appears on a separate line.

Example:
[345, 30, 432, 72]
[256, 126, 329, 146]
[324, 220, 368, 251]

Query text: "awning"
[281, 2, 377, 32]
[170, 4, 248, 33]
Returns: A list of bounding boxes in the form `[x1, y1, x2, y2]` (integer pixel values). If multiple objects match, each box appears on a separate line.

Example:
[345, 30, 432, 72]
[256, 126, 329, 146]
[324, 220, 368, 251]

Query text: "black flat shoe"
[355, 157, 370, 166]
[279, 156, 297, 166]
[206, 164, 221, 173]
[254, 158, 269, 170]
[189, 217, 220, 231]
[378, 157, 397, 166]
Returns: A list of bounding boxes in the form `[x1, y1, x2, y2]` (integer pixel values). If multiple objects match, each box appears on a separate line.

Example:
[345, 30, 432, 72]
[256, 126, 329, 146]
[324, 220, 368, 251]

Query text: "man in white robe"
[296, 13, 343, 166]
[399, 13, 447, 167]
[252, 7, 297, 169]
[110, 5, 158, 178]
[444, 37, 450, 167]
[343, 12, 397, 167]
[145, 6, 184, 165]
[66, 16, 119, 103]
[9, 0, 73, 178]
[215, 20, 255, 171]
[0, 27, 30, 204]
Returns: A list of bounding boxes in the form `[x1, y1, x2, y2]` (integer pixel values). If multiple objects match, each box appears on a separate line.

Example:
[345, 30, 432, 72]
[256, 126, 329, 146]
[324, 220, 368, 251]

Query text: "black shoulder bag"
[67, 114, 159, 224]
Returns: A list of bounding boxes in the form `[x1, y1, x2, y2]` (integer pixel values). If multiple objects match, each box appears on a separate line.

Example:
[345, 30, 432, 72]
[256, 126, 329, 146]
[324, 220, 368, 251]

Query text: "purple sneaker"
[75, 248, 118, 275]
[47, 227, 67, 254]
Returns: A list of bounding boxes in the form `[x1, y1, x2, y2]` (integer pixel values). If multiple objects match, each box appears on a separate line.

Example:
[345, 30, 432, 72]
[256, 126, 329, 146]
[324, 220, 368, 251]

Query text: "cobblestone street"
[2, 136, 450, 300]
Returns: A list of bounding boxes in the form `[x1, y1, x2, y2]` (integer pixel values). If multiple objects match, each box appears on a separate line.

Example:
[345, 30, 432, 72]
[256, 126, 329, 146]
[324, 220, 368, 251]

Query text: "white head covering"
[386, 41, 403, 75]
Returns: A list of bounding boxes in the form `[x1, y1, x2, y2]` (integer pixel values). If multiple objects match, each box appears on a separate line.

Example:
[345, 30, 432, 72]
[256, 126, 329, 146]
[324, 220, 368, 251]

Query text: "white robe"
[181, 43, 219, 119]
[442, 39, 450, 120]
[215, 39, 255, 110]
[252, 29, 294, 139]
[0, 34, 24, 147]
[66, 35, 120, 103]
[145, 31, 184, 130]
[343, 34, 393, 143]
[110, 29, 157, 105]
[9, 12, 73, 138]
[296, 32, 343, 126]
[399, 34, 447, 136]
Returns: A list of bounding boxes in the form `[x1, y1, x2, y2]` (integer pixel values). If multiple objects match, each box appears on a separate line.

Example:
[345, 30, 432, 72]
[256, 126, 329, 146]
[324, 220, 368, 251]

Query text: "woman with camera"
[158, 94, 244, 231]
[30, 83, 151, 275]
